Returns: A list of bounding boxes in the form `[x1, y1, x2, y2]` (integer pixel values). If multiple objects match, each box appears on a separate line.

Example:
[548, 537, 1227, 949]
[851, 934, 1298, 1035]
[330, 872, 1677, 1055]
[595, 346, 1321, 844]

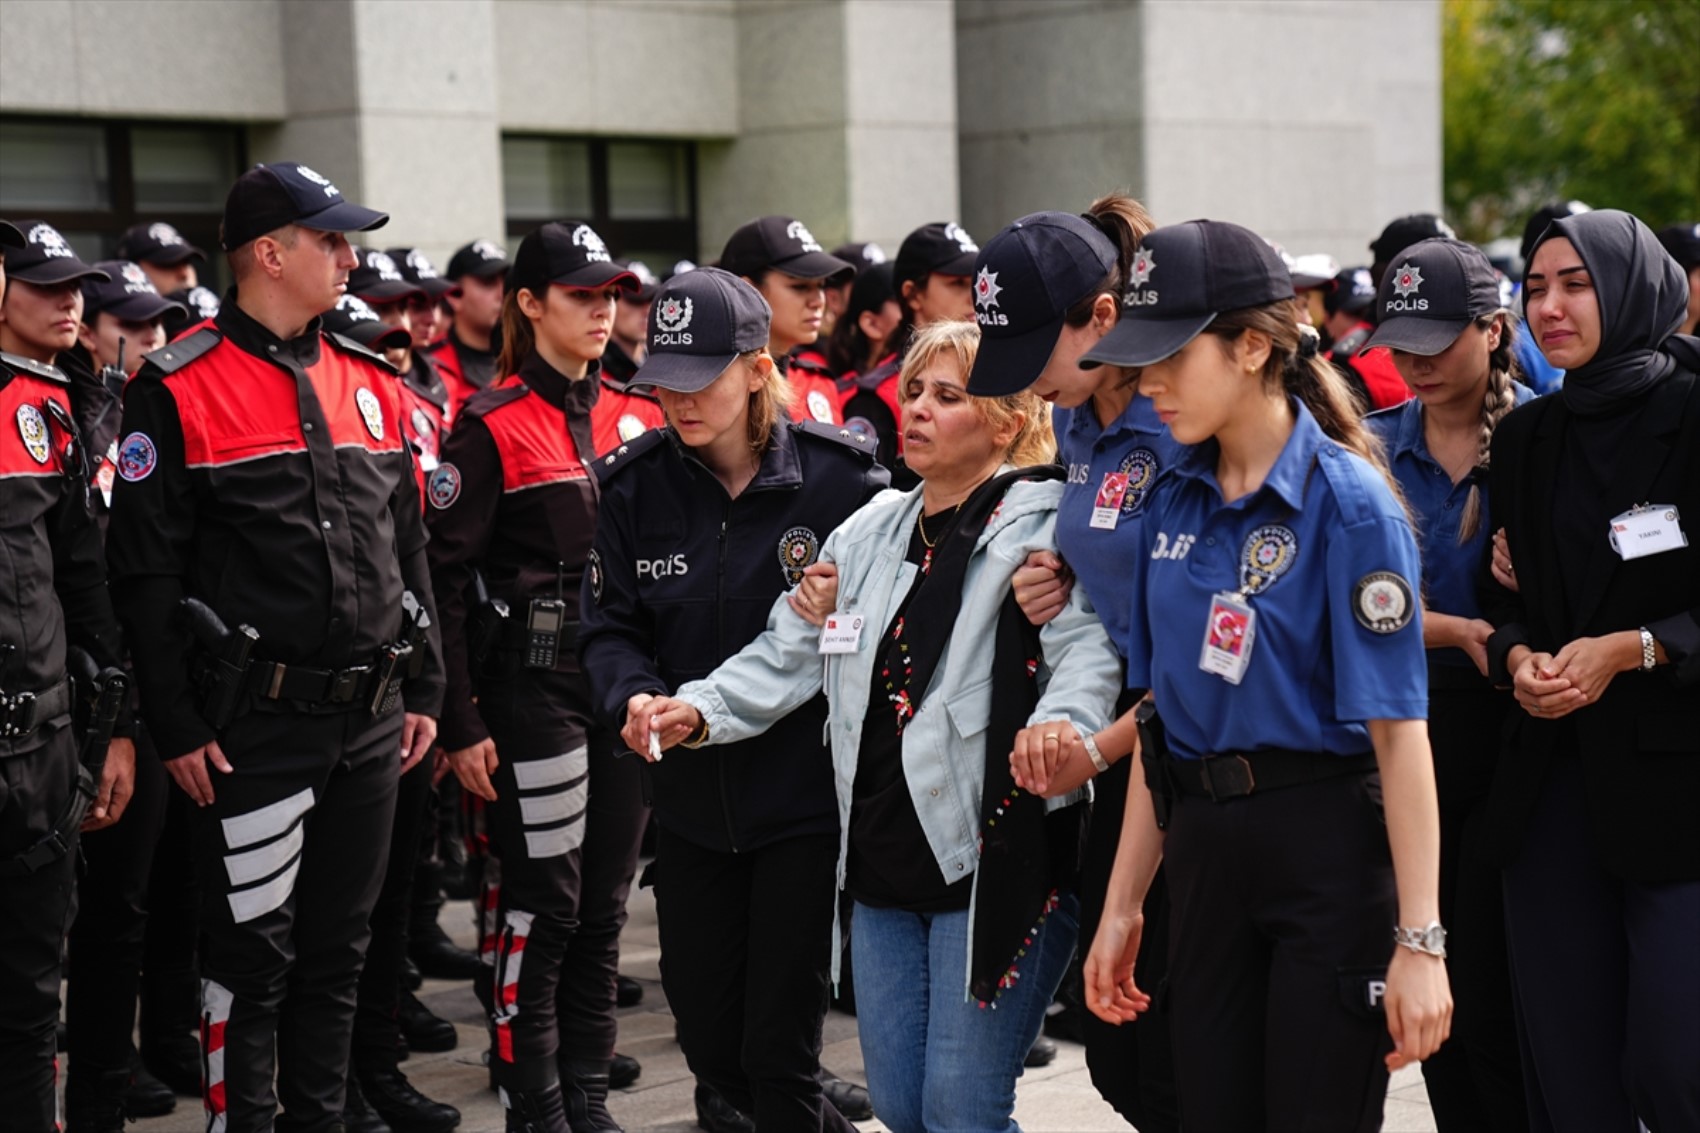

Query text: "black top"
[847, 510, 973, 912]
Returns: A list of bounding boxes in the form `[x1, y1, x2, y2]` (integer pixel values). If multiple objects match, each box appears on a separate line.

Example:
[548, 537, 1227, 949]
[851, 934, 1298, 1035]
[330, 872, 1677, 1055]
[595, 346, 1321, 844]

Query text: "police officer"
[116, 220, 205, 297]
[577, 267, 886, 1133]
[433, 238, 510, 414]
[105, 162, 445, 1133]
[425, 220, 642, 1133]
[388, 246, 459, 353]
[964, 197, 1183, 1132]
[349, 249, 456, 493]
[58, 261, 188, 1128]
[1655, 220, 1700, 336]
[1072, 221, 1451, 1132]
[0, 217, 134, 1132]
[824, 241, 886, 343]
[824, 261, 899, 385]
[842, 221, 980, 474]
[1323, 265, 1411, 413]
[718, 215, 854, 427]
[595, 259, 666, 454]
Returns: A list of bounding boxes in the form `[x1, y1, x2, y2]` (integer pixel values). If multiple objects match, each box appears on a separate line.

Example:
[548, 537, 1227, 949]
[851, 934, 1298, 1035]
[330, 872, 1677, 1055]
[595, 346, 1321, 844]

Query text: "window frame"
[501, 133, 698, 263]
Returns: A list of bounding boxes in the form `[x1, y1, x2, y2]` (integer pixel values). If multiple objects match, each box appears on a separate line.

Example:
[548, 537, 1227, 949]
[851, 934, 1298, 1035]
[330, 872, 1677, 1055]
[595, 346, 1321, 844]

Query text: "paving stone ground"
[87, 879, 1437, 1132]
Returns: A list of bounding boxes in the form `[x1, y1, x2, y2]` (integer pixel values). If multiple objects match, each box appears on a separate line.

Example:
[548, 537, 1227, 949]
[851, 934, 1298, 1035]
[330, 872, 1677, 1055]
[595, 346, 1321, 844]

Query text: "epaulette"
[324, 331, 399, 374]
[1313, 441, 1384, 528]
[1330, 325, 1371, 360]
[592, 427, 667, 482]
[135, 327, 222, 378]
[789, 353, 834, 379]
[460, 383, 531, 420]
[796, 418, 879, 459]
[0, 351, 69, 384]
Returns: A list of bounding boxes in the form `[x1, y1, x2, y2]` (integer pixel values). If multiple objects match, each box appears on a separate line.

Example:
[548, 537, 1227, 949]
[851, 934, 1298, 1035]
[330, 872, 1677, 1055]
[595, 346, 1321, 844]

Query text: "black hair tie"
[1297, 324, 1322, 359]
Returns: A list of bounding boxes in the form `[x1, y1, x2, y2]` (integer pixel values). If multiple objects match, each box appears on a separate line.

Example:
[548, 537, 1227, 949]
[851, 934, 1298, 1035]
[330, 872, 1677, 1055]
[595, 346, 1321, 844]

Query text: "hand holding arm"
[785, 562, 839, 627]
[1011, 550, 1073, 627]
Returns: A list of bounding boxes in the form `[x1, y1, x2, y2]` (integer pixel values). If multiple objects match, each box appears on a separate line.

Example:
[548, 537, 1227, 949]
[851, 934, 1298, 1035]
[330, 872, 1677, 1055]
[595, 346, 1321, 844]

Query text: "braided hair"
[1457, 311, 1522, 543]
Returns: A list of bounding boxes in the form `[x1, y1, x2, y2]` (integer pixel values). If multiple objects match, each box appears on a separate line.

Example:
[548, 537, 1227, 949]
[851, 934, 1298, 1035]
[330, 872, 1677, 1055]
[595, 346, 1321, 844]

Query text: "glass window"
[132, 127, 239, 211]
[608, 142, 690, 220]
[502, 136, 592, 219]
[0, 121, 111, 211]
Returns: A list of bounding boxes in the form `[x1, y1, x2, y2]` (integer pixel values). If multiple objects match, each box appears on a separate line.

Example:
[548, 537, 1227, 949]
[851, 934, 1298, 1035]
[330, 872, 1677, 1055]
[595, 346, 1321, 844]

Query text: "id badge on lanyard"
[1197, 524, 1299, 685]
[1609, 504, 1687, 560]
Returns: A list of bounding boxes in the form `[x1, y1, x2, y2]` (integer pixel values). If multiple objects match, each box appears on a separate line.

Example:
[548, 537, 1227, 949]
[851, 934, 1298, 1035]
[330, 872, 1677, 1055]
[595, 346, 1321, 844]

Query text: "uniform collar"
[1066, 393, 1166, 447]
[449, 326, 495, 364]
[1376, 398, 1427, 460]
[517, 352, 601, 414]
[217, 288, 323, 368]
[1174, 397, 1325, 511]
[669, 420, 804, 493]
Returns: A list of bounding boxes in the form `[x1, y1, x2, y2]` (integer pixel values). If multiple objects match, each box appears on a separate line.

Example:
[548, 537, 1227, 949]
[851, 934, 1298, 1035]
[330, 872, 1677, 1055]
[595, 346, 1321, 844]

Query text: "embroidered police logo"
[473, 239, 505, 262]
[406, 249, 439, 278]
[862, 243, 887, 264]
[294, 164, 340, 197]
[617, 413, 646, 442]
[120, 262, 156, 292]
[785, 220, 823, 253]
[588, 549, 605, 605]
[338, 295, 380, 322]
[655, 296, 693, 335]
[427, 463, 461, 509]
[368, 251, 402, 281]
[148, 222, 186, 246]
[945, 223, 978, 253]
[777, 526, 820, 587]
[1131, 248, 1156, 288]
[572, 225, 612, 263]
[16, 404, 51, 464]
[28, 224, 72, 259]
[1118, 448, 1160, 515]
[188, 287, 221, 319]
[355, 388, 385, 441]
[1391, 263, 1423, 298]
[1353, 571, 1414, 633]
[974, 267, 1002, 310]
[807, 390, 835, 423]
[116, 431, 157, 481]
[1241, 524, 1298, 594]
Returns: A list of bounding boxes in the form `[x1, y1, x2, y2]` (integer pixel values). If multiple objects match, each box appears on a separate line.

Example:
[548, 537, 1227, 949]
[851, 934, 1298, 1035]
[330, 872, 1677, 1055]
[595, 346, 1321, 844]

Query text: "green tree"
[1443, 0, 1700, 244]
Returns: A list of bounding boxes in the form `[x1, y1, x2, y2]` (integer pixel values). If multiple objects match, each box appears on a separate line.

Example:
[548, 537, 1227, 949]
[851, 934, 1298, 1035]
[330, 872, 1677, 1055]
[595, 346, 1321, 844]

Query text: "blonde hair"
[744, 350, 793, 459]
[899, 320, 1055, 467]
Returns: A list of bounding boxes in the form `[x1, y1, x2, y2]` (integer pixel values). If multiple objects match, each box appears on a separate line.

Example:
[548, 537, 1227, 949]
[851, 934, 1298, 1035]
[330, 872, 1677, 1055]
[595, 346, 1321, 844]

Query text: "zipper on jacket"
[715, 508, 739, 852]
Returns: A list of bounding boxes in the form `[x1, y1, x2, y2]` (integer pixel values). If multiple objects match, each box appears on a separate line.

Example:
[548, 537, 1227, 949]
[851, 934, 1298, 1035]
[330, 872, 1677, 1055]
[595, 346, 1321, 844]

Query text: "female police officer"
[425, 220, 641, 1133]
[576, 267, 886, 1133]
[1362, 237, 1531, 1131]
[1071, 220, 1451, 1132]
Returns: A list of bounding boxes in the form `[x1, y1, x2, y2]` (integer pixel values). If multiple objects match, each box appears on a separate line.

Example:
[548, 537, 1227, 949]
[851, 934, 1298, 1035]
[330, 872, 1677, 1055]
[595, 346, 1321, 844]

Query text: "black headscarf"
[1525, 208, 1700, 417]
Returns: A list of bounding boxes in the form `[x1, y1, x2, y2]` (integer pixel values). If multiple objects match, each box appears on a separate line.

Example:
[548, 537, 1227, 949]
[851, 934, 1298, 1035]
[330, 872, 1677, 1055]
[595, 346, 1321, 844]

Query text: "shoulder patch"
[324, 331, 398, 374]
[1353, 571, 1415, 633]
[797, 418, 879, 459]
[140, 327, 222, 377]
[592, 427, 667, 482]
[0, 351, 69, 385]
[461, 383, 531, 420]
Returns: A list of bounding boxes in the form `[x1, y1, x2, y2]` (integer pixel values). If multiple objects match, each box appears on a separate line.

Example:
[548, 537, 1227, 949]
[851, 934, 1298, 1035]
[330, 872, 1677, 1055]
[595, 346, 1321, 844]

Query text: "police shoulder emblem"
[777, 526, 820, 587]
[807, 390, 835, 424]
[617, 413, 646, 442]
[427, 462, 461, 510]
[1353, 571, 1414, 633]
[15, 403, 50, 464]
[355, 387, 385, 441]
[116, 431, 157, 482]
[588, 548, 605, 605]
[1241, 524, 1298, 594]
[1118, 447, 1160, 515]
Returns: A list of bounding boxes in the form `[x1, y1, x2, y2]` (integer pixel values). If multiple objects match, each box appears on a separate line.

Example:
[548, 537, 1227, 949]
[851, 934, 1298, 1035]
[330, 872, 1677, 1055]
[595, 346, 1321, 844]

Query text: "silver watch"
[1080, 730, 1110, 774]
[1639, 627, 1657, 671]
[1394, 920, 1447, 959]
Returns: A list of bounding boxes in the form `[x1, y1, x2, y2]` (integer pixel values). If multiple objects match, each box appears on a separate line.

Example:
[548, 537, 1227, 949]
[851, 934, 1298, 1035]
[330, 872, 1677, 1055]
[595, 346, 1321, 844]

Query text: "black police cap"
[387, 247, 460, 298]
[510, 222, 637, 295]
[1365, 239, 1501, 356]
[321, 294, 411, 352]
[720, 217, 853, 284]
[5, 220, 110, 285]
[1370, 213, 1456, 268]
[348, 248, 424, 304]
[1324, 266, 1378, 317]
[221, 162, 388, 252]
[0, 218, 23, 250]
[1519, 202, 1591, 269]
[116, 222, 207, 266]
[82, 260, 188, 323]
[831, 241, 887, 276]
[446, 239, 510, 282]
[894, 222, 980, 293]
[1655, 222, 1700, 273]
[633, 267, 772, 394]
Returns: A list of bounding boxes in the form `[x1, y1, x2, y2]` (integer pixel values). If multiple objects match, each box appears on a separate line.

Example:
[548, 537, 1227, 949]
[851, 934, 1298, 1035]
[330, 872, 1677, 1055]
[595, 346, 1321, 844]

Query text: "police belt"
[1159, 749, 1377, 801]
[496, 616, 578, 653]
[0, 676, 74, 742]
[249, 657, 394, 711]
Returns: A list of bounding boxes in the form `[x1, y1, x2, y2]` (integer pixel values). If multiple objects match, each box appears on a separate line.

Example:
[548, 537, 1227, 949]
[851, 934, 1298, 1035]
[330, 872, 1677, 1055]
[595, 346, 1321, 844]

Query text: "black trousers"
[0, 727, 81, 1133]
[1163, 770, 1396, 1133]
[352, 752, 435, 1068]
[190, 705, 402, 1133]
[655, 826, 849, 1133]
[1419, 682, 1527, 1131]
[1503, 754, 1700, 1133]
[140, 778, 202, 1053]
[1075, 756, 1179, 1132]
[66, 724, 170, 1074]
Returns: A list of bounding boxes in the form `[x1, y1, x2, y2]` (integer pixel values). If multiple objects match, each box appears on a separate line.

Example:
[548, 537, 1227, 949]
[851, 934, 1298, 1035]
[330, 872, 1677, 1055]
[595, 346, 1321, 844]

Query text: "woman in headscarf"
[1482, 208, 1700, 1133]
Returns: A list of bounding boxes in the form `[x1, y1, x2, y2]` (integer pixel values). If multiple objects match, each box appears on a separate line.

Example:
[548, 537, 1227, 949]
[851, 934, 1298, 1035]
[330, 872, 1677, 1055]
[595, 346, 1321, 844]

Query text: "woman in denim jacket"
[630, 320, 1121, 1133]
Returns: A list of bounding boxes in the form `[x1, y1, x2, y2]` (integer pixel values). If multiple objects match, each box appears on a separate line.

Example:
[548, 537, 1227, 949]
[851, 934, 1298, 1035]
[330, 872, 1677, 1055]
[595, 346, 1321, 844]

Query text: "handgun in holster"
[371, 592, 431, 717]
[67, 646, 129, 795]
[180, 597, 259, 730]
[1135, 698, 1175, 830]
[466, 569, 513, 678]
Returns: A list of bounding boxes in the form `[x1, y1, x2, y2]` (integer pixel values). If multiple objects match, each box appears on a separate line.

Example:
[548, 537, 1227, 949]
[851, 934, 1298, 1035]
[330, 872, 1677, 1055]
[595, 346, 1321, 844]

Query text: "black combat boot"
[64, 1067, 131, 1133]
[559, 1059, 623, 1133]
[503, 1083, 570, 1133]
[359, 1063, 462, 1132]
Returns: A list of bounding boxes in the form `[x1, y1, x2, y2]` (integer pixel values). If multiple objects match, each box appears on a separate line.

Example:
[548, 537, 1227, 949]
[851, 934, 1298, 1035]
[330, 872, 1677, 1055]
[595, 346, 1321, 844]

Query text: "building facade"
[1, 0, 1440, 278]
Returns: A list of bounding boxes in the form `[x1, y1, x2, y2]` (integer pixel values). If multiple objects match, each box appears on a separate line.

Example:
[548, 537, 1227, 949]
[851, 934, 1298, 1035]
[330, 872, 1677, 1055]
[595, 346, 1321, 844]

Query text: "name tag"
[1609, 504, 1687, 561]
[1199, 592, 1256, 684]
[1090, 471, 1129, 530]
[819, 612, 865, 654]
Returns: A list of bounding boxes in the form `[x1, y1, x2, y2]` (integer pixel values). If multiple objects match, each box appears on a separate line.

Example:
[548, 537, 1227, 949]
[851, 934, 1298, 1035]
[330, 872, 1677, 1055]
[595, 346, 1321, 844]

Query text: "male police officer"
[433, 239, 509, 414]
[106, 164, 445, 1133]
[0, 217, 135, 1132]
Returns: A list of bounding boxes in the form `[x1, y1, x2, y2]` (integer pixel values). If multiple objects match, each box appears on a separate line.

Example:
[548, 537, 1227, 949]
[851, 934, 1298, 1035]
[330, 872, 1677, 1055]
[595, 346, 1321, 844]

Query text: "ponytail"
[495, 289, 536, 379]
[1458, 311, 1521, 543]
[1063, 192, 1156, 329]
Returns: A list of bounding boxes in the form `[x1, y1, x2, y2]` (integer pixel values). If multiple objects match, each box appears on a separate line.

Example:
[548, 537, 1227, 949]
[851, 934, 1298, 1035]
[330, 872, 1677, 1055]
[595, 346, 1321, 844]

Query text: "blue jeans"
[851, 892, 1079, 1133]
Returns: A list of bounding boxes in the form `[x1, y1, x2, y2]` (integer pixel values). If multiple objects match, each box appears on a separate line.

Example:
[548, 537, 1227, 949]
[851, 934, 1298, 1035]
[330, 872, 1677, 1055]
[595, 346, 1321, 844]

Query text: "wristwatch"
[1394, 920, 1447, 959]
[1080, 730, 1111, 774]
[1639, 627, 1657, 671]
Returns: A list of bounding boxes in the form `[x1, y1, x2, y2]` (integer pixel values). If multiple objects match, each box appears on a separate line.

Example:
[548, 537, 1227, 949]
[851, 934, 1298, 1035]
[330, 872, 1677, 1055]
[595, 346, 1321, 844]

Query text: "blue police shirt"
[1366, 383, 1536, 668]
[1124, 400, 1428, 760]
[1053, 395, 1188, 663]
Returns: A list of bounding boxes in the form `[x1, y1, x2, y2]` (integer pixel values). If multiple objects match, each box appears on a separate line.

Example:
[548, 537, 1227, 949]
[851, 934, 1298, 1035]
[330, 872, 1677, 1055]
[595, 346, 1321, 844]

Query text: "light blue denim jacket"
[676, 476, 1121, 991]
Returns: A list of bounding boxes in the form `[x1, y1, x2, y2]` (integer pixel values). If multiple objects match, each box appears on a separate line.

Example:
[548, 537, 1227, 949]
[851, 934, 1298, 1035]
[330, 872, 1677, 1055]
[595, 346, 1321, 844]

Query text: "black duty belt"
[1162, 749, 1376, 801]
[0, 677, 74, 741]
[250, 659, 388, 710]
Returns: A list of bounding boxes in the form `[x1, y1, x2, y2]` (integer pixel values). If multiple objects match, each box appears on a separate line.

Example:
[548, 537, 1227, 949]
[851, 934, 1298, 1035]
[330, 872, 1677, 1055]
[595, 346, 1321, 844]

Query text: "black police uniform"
[578, 416, 887, 1129]
[0, 347, 128, 1132]
[106, 291, 445, 1132]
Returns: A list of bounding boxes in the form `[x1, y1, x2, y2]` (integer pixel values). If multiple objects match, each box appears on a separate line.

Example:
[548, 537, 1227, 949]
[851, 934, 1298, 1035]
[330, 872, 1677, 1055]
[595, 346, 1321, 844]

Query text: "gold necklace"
[917, 502, 962, 548]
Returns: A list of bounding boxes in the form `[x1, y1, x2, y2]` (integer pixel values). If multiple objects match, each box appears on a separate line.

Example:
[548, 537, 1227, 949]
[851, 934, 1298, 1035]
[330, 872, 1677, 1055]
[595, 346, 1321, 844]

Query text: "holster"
[1136, 699, 1174, 830]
